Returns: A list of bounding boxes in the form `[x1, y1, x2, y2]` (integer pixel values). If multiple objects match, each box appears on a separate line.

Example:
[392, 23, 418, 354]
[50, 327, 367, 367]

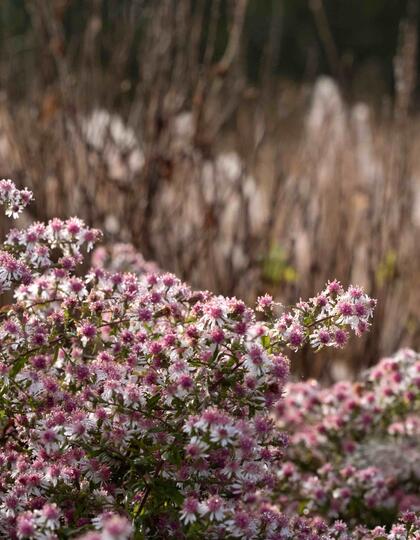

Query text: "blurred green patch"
[262, 244, 297, 285]
[375, 249, 397, 287]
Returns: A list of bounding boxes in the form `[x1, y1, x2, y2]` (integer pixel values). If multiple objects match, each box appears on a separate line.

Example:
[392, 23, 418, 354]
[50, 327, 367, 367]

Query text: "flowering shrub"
[0, 178, 417, 538]
[275, 349, 420, 529]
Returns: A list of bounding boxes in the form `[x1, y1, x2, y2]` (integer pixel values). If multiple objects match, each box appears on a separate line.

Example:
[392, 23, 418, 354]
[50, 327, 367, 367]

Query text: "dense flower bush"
[0, 179, 418, 539]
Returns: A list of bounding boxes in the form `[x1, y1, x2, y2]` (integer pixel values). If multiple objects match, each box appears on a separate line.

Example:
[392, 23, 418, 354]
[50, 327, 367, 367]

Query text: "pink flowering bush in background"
[0, 179, 418, 539]
[275, 349, 420, 529]
[91, 244, 160, 277]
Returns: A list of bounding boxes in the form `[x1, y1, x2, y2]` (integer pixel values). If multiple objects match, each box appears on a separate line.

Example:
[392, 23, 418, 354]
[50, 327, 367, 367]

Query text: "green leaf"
[10, 355, 27, 378]
[261, 335, 271, 349]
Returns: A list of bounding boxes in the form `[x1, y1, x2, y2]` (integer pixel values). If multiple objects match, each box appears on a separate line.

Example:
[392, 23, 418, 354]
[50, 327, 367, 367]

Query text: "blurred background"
[0, 0, 419, 379]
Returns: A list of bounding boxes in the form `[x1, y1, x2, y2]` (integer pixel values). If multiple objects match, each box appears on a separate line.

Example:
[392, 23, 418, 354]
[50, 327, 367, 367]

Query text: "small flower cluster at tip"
[0, 178, 33, 218]
[268, 279, 376, 352]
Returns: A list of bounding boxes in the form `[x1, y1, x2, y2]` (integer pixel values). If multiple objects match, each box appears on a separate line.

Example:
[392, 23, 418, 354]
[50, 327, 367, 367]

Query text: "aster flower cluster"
[275, 349, 420, 529]
[0, 179, 414, 539]
[0, 179, 33, 219]
[0, 251, 32, 294]
[0, 216, 101, 295]
[279, 281, 376, 350]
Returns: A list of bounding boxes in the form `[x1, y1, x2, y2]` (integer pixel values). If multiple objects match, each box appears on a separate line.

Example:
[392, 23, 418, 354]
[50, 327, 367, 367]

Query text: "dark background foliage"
[1, 0, 418, 101]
